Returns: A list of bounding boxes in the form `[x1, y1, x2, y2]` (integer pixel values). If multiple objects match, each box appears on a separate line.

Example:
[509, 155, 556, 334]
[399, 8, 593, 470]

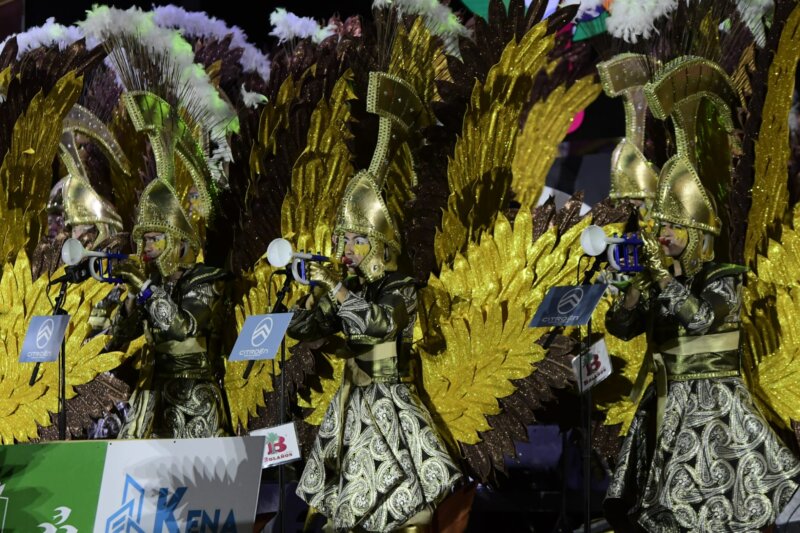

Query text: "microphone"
[580, 225, 644, 273]
[49, 262, 93, 285]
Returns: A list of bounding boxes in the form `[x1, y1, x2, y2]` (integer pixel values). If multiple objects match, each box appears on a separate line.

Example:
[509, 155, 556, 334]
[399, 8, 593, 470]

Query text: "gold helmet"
[333, 72, 424, 282]
[334, 170, 402, 281]
[651, 160, 721, 275]
[597, 54, 659, 204]
[131, 179, 199, 278]
[645, 56, 739, 275]
[62, 174, 124, 245]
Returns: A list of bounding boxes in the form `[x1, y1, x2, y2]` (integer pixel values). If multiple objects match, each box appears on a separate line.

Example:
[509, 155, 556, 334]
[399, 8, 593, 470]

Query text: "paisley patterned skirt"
[605, 377, 800, 532]
[119, 377, 229, 439]
[297, 382, 462, 532]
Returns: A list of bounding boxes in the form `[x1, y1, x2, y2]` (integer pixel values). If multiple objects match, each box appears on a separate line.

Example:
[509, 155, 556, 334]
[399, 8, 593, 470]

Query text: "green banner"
[0, 442, 107, 531]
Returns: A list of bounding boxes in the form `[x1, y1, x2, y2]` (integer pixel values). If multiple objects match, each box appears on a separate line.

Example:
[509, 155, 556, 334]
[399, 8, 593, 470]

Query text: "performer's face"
[342, 232, 370, 270]
[141, 232, 167, 262]
[71, 224, 98, 248]
[658, 223, 688, 257]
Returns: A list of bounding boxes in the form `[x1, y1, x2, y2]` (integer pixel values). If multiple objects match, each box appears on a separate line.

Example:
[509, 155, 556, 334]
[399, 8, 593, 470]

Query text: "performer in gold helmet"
[287, 73, 461, 532]
[603, 57, 800, 531]
[109, 178, 231, 439]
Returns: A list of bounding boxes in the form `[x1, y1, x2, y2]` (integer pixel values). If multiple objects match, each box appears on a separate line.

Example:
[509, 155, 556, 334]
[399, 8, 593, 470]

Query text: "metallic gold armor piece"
[61, 174, 123, 244]
[597, 53, 659, 203]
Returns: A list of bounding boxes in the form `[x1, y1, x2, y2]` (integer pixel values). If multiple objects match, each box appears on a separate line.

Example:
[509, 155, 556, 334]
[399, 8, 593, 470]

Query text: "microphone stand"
[272, 271, 292, 533]
[244, 269, 293, 533]
[29, 278, 70, 441]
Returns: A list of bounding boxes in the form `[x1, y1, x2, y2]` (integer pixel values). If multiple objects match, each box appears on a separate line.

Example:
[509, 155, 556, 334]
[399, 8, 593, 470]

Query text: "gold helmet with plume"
[333, 72, 424, 282]
[123, 91, 214, 277]
[645, 56, 739, 276]
[597, 53, 659, 205]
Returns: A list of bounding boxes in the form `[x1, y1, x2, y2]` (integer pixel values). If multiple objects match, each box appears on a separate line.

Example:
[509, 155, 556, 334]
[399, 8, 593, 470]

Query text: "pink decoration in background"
[567, 110, 585, 134]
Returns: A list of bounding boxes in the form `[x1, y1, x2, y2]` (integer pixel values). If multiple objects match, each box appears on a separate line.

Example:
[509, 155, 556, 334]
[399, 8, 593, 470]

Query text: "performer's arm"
[142, 280, 221, 341]
[287, 292, 342, 340]
[334, 282, 414, 344]
[105, 294, 145, 350]
[605, 280, 649, 341]
[656, 275, 740, 335]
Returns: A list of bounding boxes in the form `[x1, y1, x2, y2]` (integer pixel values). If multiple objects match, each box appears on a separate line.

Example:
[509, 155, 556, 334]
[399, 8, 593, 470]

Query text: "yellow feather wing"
[226, 72, 355, 430]
[0, 71, 83, 264]
[434, 21, 555, 267]
[512, 76, 602, 209]
[743, 4, 800, 263]
[0, 251, 129, 443]
[742, 215, 800, 429]
[419, 211, 595, 446]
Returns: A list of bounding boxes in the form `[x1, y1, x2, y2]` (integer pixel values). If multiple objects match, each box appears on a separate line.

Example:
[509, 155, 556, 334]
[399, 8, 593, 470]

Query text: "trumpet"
[61, 238, 129, 283]
[264, 238, 331, 285]
[580, 225, 644, 273]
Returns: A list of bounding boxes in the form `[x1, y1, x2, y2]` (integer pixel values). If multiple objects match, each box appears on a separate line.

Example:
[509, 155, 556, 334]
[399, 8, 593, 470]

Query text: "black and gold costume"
[289, 273, 462, 532]
[604, 263, 800, 531]
[109, 265, 230, 439]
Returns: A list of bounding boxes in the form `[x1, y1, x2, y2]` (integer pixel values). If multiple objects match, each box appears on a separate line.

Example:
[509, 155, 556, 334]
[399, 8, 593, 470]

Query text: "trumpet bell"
[266, 238, 293, 268]
[61, 238, 86, 266]
[580, 225, 609, 257]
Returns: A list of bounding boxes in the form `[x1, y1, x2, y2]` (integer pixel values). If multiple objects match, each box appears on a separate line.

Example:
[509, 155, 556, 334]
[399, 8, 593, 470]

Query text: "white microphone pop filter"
[266, 238, 293, 268]
[580, 225, 609, 257]
[61, 238, 86, 266]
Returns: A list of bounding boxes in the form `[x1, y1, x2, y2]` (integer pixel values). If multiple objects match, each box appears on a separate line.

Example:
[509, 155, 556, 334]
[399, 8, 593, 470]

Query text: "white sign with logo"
[19, 315, 71, 363]
[93, 436, 265, 532]
[229, 313, 294, 362]
[250, 422, 302, 469]
[571, 338, 613, 393]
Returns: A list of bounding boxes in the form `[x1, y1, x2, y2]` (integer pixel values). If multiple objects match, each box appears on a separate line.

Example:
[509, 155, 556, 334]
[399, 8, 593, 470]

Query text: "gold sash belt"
[629, 330, 741, 431]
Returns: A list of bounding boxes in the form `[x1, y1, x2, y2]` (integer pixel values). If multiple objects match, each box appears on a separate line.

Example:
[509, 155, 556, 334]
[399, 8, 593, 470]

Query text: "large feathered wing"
[434, 20, 555, 267]
[511, 76, 602, 209]
[0, 251, 131, 443]
[0, 70, 82, 264]
[738, 3, 800, 433]
[742, 213, 800, 429]
[419, 210, 599, 480]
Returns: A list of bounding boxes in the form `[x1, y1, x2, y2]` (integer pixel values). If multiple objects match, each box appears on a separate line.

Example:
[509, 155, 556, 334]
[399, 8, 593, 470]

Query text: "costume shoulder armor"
[702, 262, 747, 285]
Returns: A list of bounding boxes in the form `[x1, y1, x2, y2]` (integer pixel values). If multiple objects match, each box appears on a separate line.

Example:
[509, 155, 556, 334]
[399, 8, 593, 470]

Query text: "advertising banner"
[94, 437, 264, 532]
[0, 441, 108, 531]
[0, 436, 264, 533]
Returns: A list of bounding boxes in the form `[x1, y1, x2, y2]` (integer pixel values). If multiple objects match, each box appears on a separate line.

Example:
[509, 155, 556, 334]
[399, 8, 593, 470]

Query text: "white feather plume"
[152, 5, 271, 81]
[605, 0, 678, 43]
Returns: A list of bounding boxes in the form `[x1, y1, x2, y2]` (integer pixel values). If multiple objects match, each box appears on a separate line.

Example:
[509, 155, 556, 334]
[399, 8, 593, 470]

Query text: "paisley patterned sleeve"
[287, 293, 342, 341]
[337, 282, 415, 344]
[656, 275, 740, 335]
[144, 280, 221, 340]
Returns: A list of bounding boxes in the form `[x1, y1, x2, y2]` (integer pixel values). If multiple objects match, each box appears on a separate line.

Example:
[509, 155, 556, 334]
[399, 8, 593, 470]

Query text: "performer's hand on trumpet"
[115, 259, 148, 293]
[641, 229, 671, 287]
